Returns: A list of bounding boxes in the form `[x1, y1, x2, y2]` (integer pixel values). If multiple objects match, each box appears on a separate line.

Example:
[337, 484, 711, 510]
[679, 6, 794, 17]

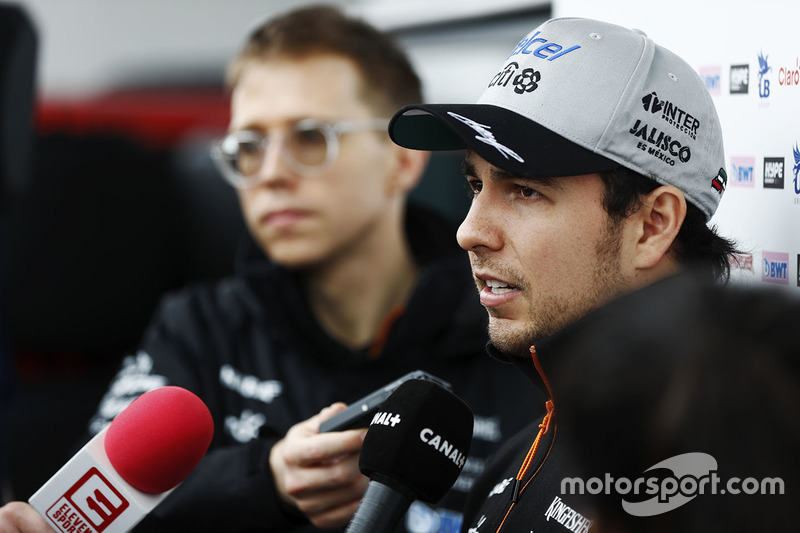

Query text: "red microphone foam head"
[104, 386, 214, 494]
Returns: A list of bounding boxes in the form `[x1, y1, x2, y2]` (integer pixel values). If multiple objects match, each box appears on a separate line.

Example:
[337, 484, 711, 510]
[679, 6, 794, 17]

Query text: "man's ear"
[387, 144, 429, 195]
[632, 185, 687, 269]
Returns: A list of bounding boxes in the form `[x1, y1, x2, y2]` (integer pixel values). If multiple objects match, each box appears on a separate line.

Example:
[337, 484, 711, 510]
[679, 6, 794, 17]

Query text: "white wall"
[13, 0, 548, 102]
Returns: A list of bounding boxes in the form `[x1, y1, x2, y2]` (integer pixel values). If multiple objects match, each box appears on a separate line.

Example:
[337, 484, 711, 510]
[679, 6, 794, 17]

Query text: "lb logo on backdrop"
[757, 50, 771, 99]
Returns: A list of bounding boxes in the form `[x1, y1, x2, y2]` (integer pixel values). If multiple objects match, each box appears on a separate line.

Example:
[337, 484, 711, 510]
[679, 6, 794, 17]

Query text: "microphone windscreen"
[104, 386, 214, 494]
[359, 379, 473, 503]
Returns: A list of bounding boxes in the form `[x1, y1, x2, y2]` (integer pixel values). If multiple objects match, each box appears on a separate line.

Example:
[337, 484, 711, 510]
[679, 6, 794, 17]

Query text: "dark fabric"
[459, 331, 592, 532]
[83, 204, 541, 533]
[460, 271, 800, 532]
[460, 275, 701, 533]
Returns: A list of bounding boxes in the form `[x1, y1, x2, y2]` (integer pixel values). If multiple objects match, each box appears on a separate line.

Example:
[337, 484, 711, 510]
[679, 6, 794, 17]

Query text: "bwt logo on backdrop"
[730, 64, 749, 94]
[762, 251, 789, 285]
[700, 66, 721, 96]
[729, 157, 755, 188]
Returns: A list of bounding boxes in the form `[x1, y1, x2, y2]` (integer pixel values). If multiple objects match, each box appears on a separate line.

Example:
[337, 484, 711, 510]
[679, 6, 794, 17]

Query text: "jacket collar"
[236, 204, 487, 365]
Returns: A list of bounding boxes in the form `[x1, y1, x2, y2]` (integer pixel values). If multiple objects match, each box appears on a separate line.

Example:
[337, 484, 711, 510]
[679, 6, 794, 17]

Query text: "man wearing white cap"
[389, 17, 740, 531]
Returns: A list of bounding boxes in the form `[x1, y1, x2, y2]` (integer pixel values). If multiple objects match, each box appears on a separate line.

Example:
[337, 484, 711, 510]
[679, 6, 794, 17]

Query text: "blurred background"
[0, 0, 549, 502]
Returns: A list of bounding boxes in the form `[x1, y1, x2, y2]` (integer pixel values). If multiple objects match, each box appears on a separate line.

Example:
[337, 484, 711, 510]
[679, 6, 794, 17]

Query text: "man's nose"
[457, 198, 503, 252]
[253, 137, 297, 187]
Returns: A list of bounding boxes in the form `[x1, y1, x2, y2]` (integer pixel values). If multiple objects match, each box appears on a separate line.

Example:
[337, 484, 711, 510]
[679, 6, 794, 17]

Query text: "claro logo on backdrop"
[778, 58, 800, 88]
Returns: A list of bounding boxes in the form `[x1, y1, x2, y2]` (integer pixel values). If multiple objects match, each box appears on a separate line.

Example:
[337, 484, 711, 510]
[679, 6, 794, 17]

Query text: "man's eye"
[517, 185, 539, 198]
[467, 179, 483, 195]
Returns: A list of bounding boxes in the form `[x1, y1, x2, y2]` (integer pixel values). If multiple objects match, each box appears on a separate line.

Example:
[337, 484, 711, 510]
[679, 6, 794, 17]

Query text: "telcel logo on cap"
[507, 30, 581, 61]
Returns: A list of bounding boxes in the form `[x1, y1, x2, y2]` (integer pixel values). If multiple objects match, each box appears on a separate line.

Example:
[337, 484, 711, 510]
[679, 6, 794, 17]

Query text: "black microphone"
[345, 378, 474, 533]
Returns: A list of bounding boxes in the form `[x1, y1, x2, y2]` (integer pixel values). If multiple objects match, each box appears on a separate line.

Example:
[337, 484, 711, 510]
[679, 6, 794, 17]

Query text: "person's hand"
[270, 403, 369, 529]
[0, 501, 53, 532]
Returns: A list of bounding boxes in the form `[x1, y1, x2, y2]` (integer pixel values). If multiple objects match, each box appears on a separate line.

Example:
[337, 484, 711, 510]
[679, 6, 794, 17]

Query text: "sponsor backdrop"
[554, 0, 800, 291]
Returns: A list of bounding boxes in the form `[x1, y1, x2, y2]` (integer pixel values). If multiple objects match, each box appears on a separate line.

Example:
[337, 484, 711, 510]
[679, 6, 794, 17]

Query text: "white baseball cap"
[389, 17, 728, 219]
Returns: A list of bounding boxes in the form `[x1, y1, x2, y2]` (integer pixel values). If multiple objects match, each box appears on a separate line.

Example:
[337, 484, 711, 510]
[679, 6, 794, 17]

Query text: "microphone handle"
[345, 479, 415, 533]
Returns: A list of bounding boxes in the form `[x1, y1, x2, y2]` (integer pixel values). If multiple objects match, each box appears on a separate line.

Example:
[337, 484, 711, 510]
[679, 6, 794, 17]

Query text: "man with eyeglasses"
[0, 5, 539, 533]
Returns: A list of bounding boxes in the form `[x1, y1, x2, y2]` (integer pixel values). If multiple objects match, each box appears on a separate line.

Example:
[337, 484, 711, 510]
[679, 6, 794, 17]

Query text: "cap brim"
[389, 103, 619, 177]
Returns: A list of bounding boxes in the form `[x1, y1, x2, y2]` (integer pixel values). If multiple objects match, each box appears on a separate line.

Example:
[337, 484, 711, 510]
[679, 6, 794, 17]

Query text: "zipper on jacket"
[512, 398, 553, 503]
[494, 345, 555, 532]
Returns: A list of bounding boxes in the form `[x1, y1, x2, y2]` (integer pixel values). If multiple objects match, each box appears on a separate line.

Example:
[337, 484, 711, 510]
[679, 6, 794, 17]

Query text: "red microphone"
[29, 386, 214, 533]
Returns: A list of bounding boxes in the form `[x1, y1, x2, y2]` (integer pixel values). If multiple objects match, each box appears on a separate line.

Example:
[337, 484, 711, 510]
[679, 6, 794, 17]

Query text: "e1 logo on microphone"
[45, 468, 130, 533]
[30, 387, 213, 533]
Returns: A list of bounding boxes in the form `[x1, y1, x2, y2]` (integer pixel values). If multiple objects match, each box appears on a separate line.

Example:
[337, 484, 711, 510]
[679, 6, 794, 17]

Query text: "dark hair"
[555, 274, 800, 532]
[227, 5, 422, 116]
[599, 166, 741, 283]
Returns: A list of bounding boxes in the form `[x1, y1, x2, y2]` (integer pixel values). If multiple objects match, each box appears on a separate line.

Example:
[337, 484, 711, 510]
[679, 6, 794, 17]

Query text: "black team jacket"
[458, 336, 594, 533]
[84, 205, 541, 533]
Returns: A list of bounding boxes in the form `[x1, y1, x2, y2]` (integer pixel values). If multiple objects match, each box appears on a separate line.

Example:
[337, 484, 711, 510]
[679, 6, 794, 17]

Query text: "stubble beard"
[488, 220, 631, 358]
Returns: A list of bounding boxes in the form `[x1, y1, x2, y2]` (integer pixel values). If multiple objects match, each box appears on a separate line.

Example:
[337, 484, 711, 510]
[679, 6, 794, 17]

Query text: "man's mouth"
[485, 279, 517, 294]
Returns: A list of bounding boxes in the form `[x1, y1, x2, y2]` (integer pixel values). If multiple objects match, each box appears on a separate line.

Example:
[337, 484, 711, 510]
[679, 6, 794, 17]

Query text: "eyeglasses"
[210, 118, 390, 189]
